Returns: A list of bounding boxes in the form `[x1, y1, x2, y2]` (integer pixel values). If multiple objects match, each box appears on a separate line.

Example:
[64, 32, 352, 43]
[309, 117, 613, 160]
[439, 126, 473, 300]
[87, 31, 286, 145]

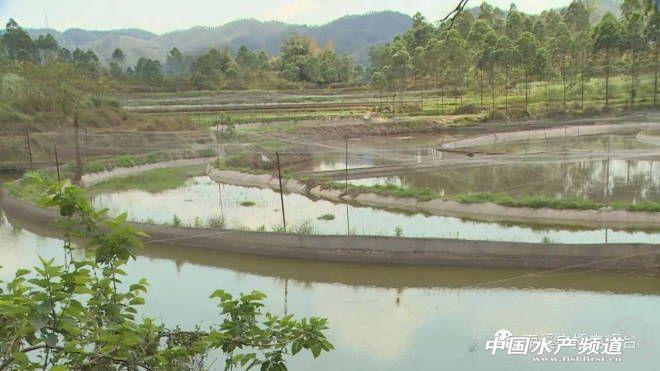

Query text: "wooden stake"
[84, 126, 89, 163]
[73, 113, 82, 183]
[54, 145, 61, 183]
[25, 128, 33, 170]
[216, 122, 221, 164]
[276, 152, 286, 231]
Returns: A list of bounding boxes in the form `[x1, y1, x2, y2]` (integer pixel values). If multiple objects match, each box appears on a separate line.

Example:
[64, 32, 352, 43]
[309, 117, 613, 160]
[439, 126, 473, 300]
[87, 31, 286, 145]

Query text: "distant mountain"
[588, 0, 622, 22]
[26, 11, 413, 66]
[465, 0, 622, 21]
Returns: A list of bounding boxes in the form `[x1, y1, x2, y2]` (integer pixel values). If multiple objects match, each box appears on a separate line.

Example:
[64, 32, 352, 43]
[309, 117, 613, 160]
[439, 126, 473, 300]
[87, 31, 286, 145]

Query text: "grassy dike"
[87, 165, 207, 193]
[316, 181, 660, 213]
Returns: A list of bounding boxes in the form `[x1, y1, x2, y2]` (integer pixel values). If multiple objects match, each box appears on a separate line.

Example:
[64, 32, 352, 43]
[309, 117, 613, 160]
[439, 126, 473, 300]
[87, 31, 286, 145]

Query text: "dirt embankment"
[3, 188, 658, 272]
[637, 133, 660, 147]
[442, 121, 660, 149]
[209, 169, 660, 230]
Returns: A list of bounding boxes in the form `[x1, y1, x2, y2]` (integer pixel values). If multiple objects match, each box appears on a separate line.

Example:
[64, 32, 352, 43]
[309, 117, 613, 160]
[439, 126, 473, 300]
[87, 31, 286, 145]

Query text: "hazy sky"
[0, 0, 573, 34]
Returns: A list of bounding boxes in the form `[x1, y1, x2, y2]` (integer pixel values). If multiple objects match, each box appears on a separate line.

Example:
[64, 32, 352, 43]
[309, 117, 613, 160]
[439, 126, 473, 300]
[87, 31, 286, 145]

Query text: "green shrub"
[115, 155, 137, 168]
[172, 214, 182, 227]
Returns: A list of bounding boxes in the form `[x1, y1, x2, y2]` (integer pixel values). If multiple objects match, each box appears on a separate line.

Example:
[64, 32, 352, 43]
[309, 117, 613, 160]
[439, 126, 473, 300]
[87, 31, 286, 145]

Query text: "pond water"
[469, 132, 656, 155]
[91, 176, 660, 244]
[1, 207, 659, 371]
[293, 133, 468, 172]
[349, 158, 660, 203]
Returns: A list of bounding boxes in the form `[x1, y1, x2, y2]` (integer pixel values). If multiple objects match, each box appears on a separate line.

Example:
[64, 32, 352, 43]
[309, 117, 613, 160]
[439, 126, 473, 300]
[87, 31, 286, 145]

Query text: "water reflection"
[1, 208, 659, 371]
[92, 176, 659, 244]
[355, 158, 659, 203]
[475, 133, 655, 155]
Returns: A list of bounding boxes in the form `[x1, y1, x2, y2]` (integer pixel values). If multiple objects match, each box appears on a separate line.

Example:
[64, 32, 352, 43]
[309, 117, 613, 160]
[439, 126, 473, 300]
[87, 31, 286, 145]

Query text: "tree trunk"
[73, 113, 82, 184]
[561, 60, 567, 107]
[605, 47, 610, 107]
[580, 69, 585, 111]
[490, 67, 495, 117]
[505, 65, 509, 118]
[459, 78, 464, 106]
[630, 49, 636, 108]
[420, 90, 424, 113]
[654, 46, 658, 108]
[524, 69, 529, 113]
[441, 86, 445, 114]
[479, 70, 484, 108]
[435, 72, 439, 113]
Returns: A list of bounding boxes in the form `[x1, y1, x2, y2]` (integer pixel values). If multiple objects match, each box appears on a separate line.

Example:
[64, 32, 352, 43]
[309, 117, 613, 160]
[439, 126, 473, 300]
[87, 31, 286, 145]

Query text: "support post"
[276, 152, 286, 231]
[216, 121, 221, 165]
[54, 145, 61, 183]
[25, 128, 33, 170]
[73, 113, 82, 184]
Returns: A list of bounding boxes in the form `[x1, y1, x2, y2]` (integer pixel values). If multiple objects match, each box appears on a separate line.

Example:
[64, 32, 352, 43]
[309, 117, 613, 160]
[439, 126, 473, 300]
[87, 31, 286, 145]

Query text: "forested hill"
[25, 11, 413, 65]
[20, 1, 621, 65]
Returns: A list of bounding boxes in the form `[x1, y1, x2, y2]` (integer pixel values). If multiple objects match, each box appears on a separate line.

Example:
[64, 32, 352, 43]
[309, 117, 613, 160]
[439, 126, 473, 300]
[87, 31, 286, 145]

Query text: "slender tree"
[516, 32, 538, 113]
[593, 13, 623, 107]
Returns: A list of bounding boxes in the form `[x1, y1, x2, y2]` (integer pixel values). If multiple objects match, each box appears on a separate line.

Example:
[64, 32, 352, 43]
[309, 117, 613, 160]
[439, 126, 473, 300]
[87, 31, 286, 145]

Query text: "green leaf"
[291, 341, 302, 355]
[11, 351, 29, 364]
[15, 269, 31, 277]
[311, 344, 322, 358]
[44, 333, 58, 347]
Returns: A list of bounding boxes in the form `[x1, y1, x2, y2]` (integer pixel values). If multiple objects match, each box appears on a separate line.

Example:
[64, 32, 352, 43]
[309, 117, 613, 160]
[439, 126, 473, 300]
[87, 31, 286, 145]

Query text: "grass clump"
[89, 165, 206, 194]
[327, 182, 439, 202]
[614, 201, 660, 213]
[240, 201, 256, 207]
[206, 215, 225, 229]
[455, 193, 602, 210]
[294, 221, 316, 235]
[271, 225, 287, 233]
[215, 156, 269, 175]
[317, 214, 335, 221]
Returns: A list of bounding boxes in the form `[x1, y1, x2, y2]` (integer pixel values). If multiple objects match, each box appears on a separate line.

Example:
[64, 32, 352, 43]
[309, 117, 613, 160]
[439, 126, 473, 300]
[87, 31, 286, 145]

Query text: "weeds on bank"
[456, 192, 660, 213]
[206, 215, 225, 228]
[613, 201, 660, 213]
[326, 181, 439, 202]
[455, 193, 602, 210]
[270, 220, 317, 235]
